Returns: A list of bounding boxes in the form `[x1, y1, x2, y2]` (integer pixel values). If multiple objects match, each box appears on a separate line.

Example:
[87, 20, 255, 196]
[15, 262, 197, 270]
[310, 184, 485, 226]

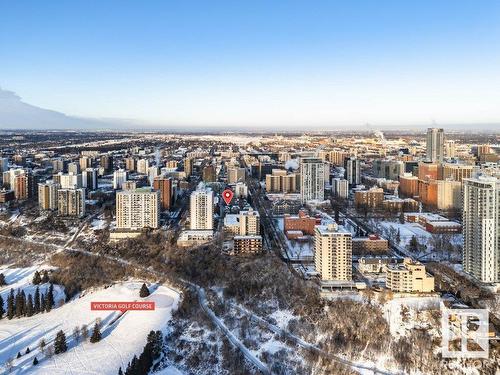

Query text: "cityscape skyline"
[0, 127, 498, 373]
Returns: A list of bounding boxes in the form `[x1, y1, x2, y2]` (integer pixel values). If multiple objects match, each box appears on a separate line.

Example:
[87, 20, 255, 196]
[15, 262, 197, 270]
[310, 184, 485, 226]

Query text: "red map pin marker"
[222, 189, 234, 205]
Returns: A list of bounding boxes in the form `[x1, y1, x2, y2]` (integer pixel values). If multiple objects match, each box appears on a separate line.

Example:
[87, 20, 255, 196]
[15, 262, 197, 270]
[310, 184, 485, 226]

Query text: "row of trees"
[0, 284, 55, 320]
[72, 320, 103, 344]
[118, 330, 163, 375]
[32, 270, 50, 285]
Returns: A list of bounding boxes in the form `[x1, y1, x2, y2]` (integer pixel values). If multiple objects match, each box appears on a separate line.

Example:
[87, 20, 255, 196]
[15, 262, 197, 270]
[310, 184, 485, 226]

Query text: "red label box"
[91, 301, 155, 313]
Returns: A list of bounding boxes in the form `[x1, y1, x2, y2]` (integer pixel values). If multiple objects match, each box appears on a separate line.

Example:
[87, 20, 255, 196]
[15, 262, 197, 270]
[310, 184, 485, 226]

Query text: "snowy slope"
[0, 266, 65, 308]
[0, 277, 180, 375]
[383, 296, 441, 337]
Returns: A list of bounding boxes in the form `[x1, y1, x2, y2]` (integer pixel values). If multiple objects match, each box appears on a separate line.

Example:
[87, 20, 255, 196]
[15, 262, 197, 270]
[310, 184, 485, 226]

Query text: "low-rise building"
[404, 212, 462, 233]
[352, 235, 389, 255]
[382, 197, 419, 212]
[0, 189, 15, 203]
[223, 214, 240, 235]
[284, 210, 320, 236]
[386, 258, 434, 293]
[177, 230, 214, 247]
[358, 257, 399, 274]
[233, 235, 263, 255]
[354, 187, 384, 209]
[265, 169, 298, 193]
[399, 174, 419, 198]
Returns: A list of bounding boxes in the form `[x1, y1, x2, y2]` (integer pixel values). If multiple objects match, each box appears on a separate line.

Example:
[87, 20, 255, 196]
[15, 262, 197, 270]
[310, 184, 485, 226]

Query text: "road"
[223, 298, 400, 375]
[191, 284, 271, 375]
[2, 229, 272, 374]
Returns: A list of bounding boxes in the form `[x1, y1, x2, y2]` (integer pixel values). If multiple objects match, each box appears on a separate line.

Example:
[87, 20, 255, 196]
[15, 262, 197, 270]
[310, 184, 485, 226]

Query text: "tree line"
[118, 330, 163, 375]
[0, 283, 55, 320]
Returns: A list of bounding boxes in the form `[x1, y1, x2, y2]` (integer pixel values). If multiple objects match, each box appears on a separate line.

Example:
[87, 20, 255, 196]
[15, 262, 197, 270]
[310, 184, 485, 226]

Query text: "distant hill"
[1, 87, 498, 132]
[0, 87, 114, 130]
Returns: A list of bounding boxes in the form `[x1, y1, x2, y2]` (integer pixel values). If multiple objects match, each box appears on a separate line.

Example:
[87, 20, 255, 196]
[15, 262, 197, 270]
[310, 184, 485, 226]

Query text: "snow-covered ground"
[375, 220, 462, 260]
[379, 221, 430, 244]
[0, 271, 180, 375]
[154, 366, 183, 375]
[383, 296, 441, 337]
[0, 265, 65, 308]
[267, 309, 296, 330]
[90, 218, 107, 231]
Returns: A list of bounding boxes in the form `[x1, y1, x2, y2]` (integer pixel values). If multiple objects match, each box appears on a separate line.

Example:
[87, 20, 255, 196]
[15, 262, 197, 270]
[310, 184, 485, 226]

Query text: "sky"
[1, 1, 500, 129]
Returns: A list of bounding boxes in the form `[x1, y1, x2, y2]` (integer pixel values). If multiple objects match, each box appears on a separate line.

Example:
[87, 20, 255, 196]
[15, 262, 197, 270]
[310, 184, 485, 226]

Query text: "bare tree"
[81, 324, 89, 341]
[45, 345, 54, 359]
[39, 338, 46, 353]
[73, 326, 81, 343]
[4, 357, 14, 373]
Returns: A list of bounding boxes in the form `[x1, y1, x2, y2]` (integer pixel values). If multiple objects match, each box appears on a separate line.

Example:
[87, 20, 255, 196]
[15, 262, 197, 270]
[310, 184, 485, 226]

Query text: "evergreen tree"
[54, 330, 68, 354]
[137, 345, 153, 375]
[32, 271, 42, 285]
[19, 290, 27, 317]
[399, 210, 405, 224]
[409, 235, 418, 251]
[26, 294, 34, 317]
[118, 367, 123, 375]
[47, 283, 55, 308]
[45, 293, 52, 313]
[40, 292, 46, 312]
[155, 330, 163, 353]
[7, 289, 15, 320]
[34, 286, 41, 313]
[0, 273, 6, 285]
[17, 352, 22, 359]
[90, 322, 102, 343]
[396, 228, 401, 244]
[130, 355, 138, 374]
[41, 270, 50, 283]
[25, 347, 30, 354]
[32, 356, 38, 366]
[15, 289, 24, 318]
[139, 283, 150, 298]
[147, 330, 163, 359]
[0, 294, 4, 319]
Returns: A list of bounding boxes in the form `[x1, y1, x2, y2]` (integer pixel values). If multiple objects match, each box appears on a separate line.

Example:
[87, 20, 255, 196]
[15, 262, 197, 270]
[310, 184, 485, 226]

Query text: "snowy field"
[0, 266, 180, 375]
[0, 265, 65, 309]
[375, 220, 463, 260]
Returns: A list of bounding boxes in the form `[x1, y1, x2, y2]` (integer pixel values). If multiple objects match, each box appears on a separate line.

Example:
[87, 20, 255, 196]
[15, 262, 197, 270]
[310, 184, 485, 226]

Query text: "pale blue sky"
[1, 1, 500, 128]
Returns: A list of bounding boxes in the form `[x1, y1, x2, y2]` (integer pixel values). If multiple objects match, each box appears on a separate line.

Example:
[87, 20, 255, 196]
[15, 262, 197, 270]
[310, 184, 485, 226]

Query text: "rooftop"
[315, 223, 351, 235]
